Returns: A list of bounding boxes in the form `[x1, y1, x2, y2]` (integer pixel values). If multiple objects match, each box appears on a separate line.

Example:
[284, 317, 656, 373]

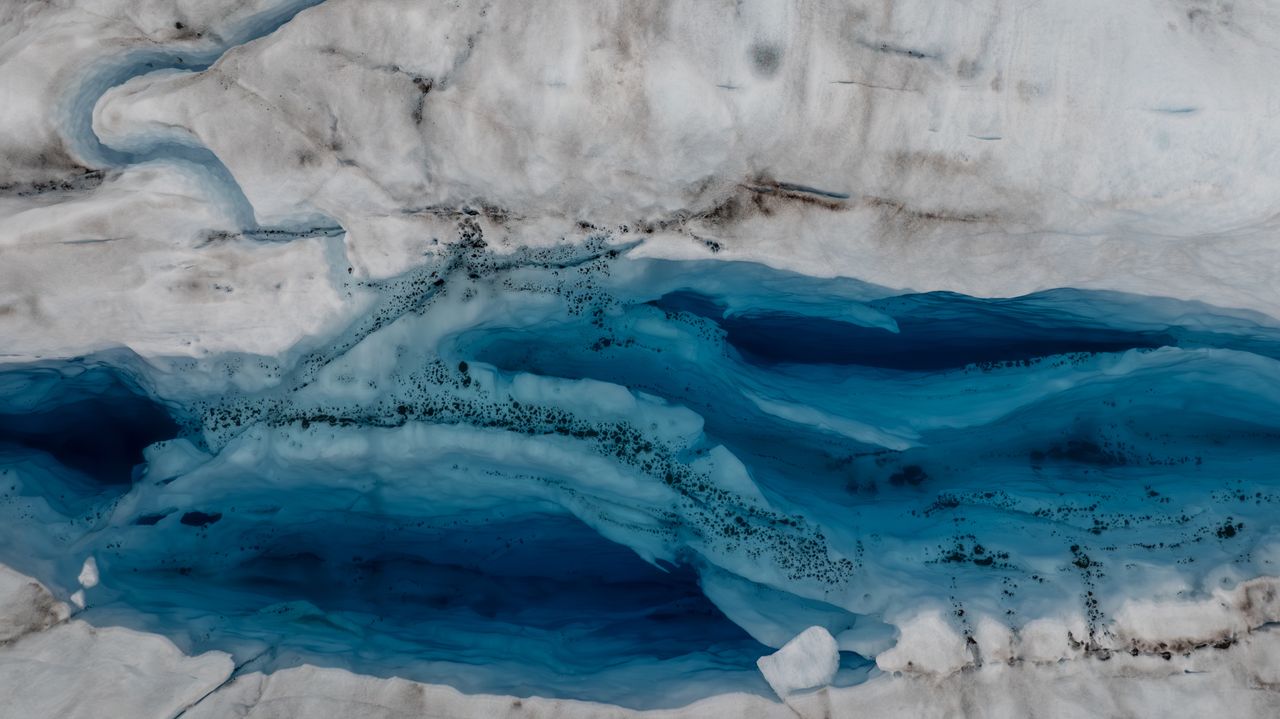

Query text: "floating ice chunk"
[77, 557, 98, 589]
[756, 626, 839, 698]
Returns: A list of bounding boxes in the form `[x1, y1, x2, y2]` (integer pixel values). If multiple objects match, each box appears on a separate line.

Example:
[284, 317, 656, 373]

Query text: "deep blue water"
[0, 367, 177, 485]
[2, 243, 1279, 706]
[654, 290, 1177, 370]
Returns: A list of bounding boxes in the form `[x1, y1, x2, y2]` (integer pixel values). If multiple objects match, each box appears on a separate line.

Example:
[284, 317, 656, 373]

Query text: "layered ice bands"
[2, 0, 1280, 717]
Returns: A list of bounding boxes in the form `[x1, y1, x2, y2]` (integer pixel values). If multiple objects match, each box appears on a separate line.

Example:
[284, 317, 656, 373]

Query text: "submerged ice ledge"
[2, 243, 1280, 713]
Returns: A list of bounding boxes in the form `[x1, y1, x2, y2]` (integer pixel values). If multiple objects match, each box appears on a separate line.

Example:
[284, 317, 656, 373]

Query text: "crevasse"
[2, 240, 1278, 708]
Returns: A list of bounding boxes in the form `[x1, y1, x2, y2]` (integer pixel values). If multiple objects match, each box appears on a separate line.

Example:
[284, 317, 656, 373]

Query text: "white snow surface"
[2, 0, 1280, 361]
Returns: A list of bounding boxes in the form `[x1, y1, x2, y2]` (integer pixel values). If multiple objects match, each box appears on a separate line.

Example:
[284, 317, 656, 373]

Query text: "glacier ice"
[2, 0, 1280, 716]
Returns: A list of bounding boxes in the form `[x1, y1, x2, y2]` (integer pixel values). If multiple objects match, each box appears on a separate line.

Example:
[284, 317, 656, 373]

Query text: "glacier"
[2, 0, 1280, 717]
